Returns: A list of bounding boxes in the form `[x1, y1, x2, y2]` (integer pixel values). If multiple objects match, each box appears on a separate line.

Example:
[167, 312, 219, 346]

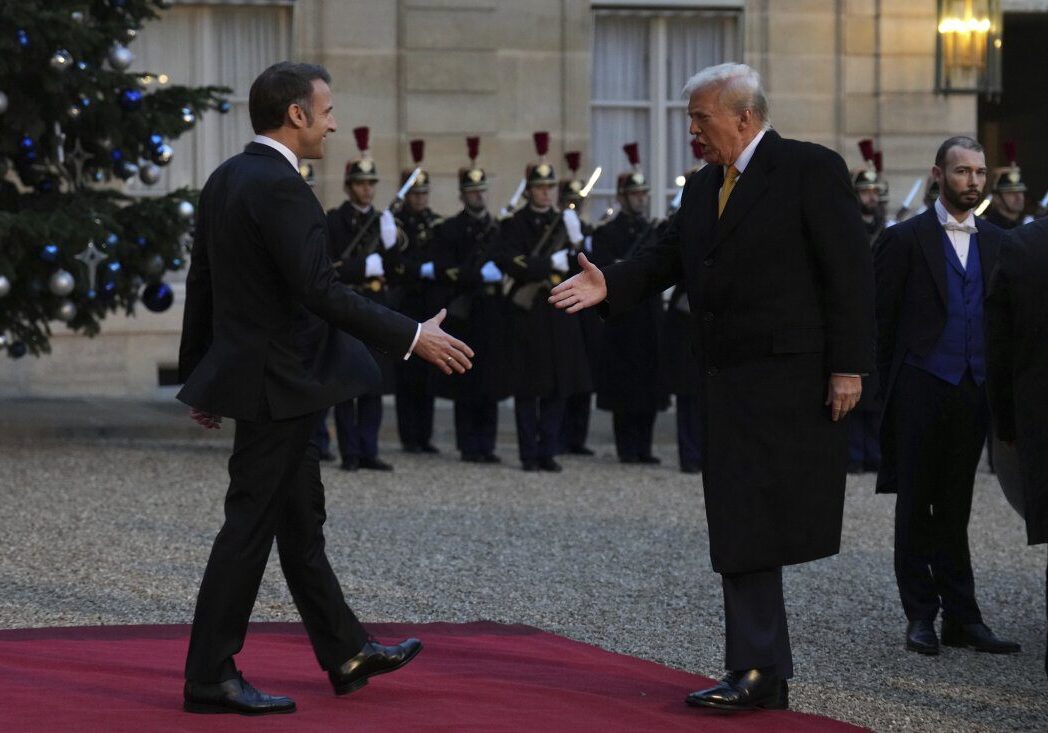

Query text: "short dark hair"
[248, 62, 331, 134]
[934, 135, 984, 168]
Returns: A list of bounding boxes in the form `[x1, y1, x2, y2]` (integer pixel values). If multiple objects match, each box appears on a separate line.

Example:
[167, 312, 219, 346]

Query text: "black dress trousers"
[891, 364, 987, 624]
[722, 567, 793, 679]
[184, 410, 368, 682]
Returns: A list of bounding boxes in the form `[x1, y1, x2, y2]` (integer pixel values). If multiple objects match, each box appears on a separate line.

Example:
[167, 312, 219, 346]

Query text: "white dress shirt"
[934, 198, 975, 269]
[253, 136, 422, 358]
[730, 127, 767, 176]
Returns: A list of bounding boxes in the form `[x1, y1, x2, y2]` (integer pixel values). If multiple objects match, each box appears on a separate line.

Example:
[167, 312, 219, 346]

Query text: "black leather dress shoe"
[566, 445, 594, 456]
[685, 669, 787, 711]
[340, 457, 359, 472]
[184, 675, 295, 715]
[480, 453, 501, 464]
[905, 619, 939, 655]
[420, 443, 440, 454]
[619, 455, 639, 464]
[329, 638, 423, 695]
[522, 460, 539, 472]
[941, 619, 1021, 654]
[402, 444, 421, 454]
[538, 457, 562, 472]
[638, 455, 661, 465]
[461, 452, 482, 463]
[359, 456, 393, 471]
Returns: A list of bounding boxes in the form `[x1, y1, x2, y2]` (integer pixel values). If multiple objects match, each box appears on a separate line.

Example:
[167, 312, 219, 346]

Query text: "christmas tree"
[0, 0, 230, 358]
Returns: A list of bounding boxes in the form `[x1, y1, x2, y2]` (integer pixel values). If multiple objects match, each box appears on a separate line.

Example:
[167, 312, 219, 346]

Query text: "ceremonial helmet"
[345, 126, 379, 183]
[458, 136, 488, 192]
[852, 139, 881, 192]
[559, 151, 585, 205]
[400, 139, 430, 193]
[526, 131, 556, 187]
[993, 140, 1027, 194]
[616, 142, 649, 195]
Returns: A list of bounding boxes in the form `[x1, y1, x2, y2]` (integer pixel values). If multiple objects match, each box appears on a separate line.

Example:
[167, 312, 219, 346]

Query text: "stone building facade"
[3, 0, 1044, 397]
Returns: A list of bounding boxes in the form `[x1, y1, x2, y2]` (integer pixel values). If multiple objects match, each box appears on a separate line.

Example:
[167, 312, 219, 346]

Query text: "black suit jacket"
[873, 208, 1004, 493]
[178, 142, 417, 421]
[986, 217, 1048, 545]
[601, 129, 875, 574]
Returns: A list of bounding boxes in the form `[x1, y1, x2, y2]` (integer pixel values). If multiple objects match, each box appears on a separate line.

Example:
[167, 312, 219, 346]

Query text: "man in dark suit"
[874, 136, 1019, 657]
[985, 217, 1048, 676]
[177, 62, 473, 715]
[550, 62, 874, 711]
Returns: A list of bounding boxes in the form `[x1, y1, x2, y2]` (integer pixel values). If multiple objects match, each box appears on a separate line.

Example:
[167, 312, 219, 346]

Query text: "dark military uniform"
[499, 205, 591, 467]
[591, 209, 668, 462]
[660, 282, 703, 473]
[392, 200, 446, 453]
[432, 208, 510, 460]
[325, 200, 396, 466]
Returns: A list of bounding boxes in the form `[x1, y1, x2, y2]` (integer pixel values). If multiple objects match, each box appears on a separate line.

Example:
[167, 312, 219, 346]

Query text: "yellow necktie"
[718, 165, 740, 218]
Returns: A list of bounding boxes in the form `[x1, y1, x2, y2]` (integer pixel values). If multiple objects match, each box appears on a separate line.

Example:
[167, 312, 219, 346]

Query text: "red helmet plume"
[622, 142, 640, 168]
[410, 139, 424, 164]
[466, 136, 479, 163]
[565, 151, 581, 173]
[353, 126, 370, 153]
[532, 131, 549, 158]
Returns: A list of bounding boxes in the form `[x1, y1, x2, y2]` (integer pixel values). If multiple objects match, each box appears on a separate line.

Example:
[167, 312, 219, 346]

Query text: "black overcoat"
[601, 130, 875, 574]
[498, 207, 592, 399]
[872, 209, 1003, 493]
[985, 218, 1048, 545]
[326, 201, 399, 395]
[659, 284, 701, 398]
[177, 143, 417, 420]
[590, 211, 668, 413]
[430, 209, 512, 401]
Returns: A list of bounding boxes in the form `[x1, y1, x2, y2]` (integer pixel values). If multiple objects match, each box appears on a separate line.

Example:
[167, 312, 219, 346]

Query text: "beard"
[941, 179, 982, 212]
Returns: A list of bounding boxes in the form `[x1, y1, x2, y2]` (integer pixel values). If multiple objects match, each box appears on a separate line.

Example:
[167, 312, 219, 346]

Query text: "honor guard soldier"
[391, 140, 445, 454]
[590, 143, 668, 464]
[324, 126, 401, 472]
[558, 150, 601, 457]
[498, 131, 592, 471]
[431, 137, 511, 462]
[660, 139, 705, 473]
[983, 141, 1031, 230]
[848, 139, 885, 473]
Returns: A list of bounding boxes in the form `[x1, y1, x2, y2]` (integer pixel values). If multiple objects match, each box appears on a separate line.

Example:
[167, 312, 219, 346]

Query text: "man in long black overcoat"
[550, 63, 874, 711]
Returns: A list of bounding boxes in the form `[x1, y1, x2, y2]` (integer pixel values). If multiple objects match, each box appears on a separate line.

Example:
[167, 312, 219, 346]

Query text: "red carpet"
[0, 621, 867, 732]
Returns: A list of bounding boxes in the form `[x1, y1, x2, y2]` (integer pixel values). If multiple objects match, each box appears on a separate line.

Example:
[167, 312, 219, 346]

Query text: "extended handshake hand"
[412, 308, 475, 375]
[547, 253, 607, 314]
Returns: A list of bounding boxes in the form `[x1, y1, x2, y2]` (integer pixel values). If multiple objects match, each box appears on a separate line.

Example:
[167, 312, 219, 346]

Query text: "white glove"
[364, 252, 384, 278]
[583, 234, 593, 254]
[481, 260, 502, 283]
[379, 209, 397, 249]
[420, 261, 435, 280]
[550, 249, 569, 273]
[562, 207, 583, 244]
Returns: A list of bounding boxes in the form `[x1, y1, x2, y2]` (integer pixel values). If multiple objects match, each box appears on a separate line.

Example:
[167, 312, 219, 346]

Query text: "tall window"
[590, 8, 741, 218]
[128, 2, 293, 196]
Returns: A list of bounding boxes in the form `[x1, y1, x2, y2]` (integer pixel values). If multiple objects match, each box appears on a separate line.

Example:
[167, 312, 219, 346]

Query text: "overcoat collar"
[702, 128, 780, 256]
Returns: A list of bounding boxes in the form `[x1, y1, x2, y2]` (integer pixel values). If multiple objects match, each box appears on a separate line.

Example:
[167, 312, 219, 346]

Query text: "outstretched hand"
[547, 252, 607, 313]
[190, 408, 222, 430]
[413, 308, 475, 375]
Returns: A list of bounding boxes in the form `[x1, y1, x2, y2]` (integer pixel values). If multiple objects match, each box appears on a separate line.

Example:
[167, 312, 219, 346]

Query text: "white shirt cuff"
[404, 323, 421, 360]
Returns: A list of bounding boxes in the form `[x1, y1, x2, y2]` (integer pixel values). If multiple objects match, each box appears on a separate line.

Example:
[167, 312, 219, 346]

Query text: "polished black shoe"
[480, 453, 501, 464]
[359, 456, 393, 471]
[461, 452, 483, 463]
[619, 455, 640, 464]
[340, 457, 359, 472]
[522, 460, 540, 472]
[638, 455, 661, 465]
[538, 457, 562, 472]
[941, 619, 1021, 654]
[685, 669, 787, 711]
[184, 675, 295, 715]
[905, 619, 939, 655]
[681, 463, 701, 474]
[420, 443, 440, 454]
[402, 444, 422, 454]
[566, 445, 595, 456]
[329, 638, 423, 696]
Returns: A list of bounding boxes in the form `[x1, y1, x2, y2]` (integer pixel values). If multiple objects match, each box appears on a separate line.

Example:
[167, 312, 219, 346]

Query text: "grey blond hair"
[681, 63, 769, 125]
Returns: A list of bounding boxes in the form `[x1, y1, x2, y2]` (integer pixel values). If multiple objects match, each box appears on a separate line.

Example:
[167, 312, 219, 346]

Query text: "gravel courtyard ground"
[1, 398, 1045, 732]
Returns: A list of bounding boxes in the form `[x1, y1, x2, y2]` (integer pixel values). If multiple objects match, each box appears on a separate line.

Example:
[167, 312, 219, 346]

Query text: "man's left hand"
[191, 408, 222, 430]
[825, 374, 862, 422]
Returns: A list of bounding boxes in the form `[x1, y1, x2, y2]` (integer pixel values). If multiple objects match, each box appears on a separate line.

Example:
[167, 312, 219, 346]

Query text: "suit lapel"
[917, 209, 948, 305]
[714, 130, 777, 246]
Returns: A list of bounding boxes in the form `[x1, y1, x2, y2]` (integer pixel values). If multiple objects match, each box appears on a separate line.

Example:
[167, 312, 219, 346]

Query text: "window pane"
[589, 107, 649, 218]
[592, 14, 649, 102]
[665, 14, 740, 101]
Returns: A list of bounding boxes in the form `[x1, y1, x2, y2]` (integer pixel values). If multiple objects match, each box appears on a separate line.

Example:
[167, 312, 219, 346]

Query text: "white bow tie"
[943, 220, 977, 234]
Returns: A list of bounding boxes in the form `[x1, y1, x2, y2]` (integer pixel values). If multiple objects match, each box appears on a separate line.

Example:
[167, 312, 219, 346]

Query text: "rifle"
[446, 214, 500, 320]
[498, 178, 527, 219]
[336, 167, 421, 263]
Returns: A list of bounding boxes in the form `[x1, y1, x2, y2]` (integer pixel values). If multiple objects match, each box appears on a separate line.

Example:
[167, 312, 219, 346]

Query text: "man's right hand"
[412, 308, 475, 375]
[190, 408, 222, 430]
[548, 252, 607, 313]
